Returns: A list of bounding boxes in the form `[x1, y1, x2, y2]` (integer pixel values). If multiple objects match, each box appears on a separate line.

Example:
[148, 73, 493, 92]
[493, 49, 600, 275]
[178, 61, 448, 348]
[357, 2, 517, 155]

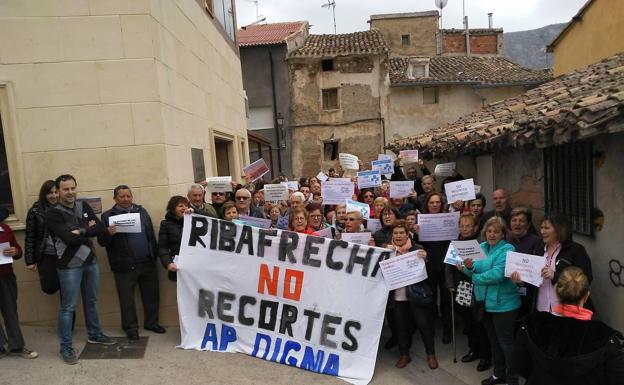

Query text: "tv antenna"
[435, 0, 448, 29]
[321, 0, 337, 35]
[245, 0, 261, 22]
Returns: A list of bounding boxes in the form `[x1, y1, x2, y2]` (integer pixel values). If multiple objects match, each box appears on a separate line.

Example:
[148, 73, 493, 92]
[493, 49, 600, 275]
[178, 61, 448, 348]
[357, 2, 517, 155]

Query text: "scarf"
[391, 237, 412, 256]
[553, 303, 593, 321]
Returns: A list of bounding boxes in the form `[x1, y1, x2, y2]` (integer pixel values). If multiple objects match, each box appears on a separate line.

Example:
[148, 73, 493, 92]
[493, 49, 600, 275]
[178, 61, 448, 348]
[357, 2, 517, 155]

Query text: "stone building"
[368, 11, 551, 144]
[287, 31, 389, 177]
[238, 21, 309, 178]
[0, 0, 248, 326]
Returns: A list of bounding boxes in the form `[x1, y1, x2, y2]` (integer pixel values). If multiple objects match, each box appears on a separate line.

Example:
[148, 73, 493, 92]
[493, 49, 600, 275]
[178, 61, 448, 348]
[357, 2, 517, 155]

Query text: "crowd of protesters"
[0, 155, 622, 385]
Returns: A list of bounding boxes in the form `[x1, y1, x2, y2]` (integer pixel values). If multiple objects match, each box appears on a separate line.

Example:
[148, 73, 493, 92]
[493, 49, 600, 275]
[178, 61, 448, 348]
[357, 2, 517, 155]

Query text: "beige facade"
[548, 0, 624, 76]
[0, 0, 248, 326]
[370, 12, 438, 57]
[386, 85, 528, 141]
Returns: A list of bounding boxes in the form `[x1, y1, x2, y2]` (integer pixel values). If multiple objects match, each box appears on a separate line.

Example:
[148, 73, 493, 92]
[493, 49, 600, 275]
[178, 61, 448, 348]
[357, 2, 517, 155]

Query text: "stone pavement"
[0, 325, 491, 385]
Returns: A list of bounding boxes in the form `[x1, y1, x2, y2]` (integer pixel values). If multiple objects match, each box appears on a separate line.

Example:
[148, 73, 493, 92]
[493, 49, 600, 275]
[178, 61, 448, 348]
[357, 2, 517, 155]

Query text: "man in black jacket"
[45, 174, 115, 365]
[98, 185, 165, 340]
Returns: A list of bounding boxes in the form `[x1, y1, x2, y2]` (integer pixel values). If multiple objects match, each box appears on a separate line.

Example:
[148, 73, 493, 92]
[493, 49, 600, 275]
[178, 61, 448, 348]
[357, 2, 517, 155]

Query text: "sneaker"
[0, 347, 8, 358]
[11, 348, 38, 359]
[481, 375, 506, 385]
[87, 334, 116, 345]
[60, 346, 78, 365]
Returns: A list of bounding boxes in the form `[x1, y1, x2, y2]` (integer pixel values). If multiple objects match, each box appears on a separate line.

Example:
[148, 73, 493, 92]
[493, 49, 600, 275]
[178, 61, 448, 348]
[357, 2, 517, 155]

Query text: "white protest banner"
[379, 251, 427, 290]
[399, 150, 419, 162]
[109, 213, 142, 233]
[206, 176, 232, 193]
[377, 154, 394, 162]
[389, 181, 414, 199]
[287, 181, 299, 191]
[451, 240, 486, 261]
[177, 215, 390, 385]
[264, 184, 289, 202]
[321, 180, 355, 205]
[237, 215, 272, 229]
[434, 162, 456, 177]
[371, 159, 393, 175]
[417, 212, 460, 241]
[365, 218, 381, 233]
[316, 227, 334, 239]
[330, 178, 352, 182]
[341, 232, 372, 245]
[244, 158, 270, 183]
[504, 251, 545, 287]
[346, 199, 370, 219]
[316, 172, 329, 182]
[474, 185, 481, 195]
[356, 170, 382, 189]
[444, 178, 476, 203]
[339, 153, 359, 170]
[0, 242, 12, 265]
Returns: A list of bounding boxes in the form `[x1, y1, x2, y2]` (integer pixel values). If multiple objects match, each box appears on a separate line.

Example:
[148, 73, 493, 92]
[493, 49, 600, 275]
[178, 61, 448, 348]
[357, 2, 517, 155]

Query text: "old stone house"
[371, 11, 551, 143]
[287, 31, 389, 177]
[238, 21, 309, 178]
[0, 0, 248, 326]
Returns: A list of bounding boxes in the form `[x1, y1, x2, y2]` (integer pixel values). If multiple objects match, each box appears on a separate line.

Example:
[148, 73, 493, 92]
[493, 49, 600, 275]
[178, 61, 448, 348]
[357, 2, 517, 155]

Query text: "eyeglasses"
[236, 196, 249, 201]
[212, 192, 225, 196]
[310, 214, 322, 219]
[382, 212, 395, 217]
[346, 218, 358, 222]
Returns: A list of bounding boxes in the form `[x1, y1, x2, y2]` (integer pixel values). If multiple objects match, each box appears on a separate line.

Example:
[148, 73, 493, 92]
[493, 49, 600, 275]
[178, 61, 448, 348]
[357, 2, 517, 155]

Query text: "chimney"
[464, 16, 470, 56]
[488, 13, 493, 29]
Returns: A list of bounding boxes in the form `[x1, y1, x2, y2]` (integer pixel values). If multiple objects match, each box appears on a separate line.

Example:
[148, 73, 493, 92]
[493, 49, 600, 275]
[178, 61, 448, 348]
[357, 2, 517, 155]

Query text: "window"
[248, 106, 274, 130]
[544, 142, 594, 235]
[191, 148, 206, 183]
[423, 87, 439, 104]
[401, 34, 410, 46]
[211, 0, 236, 41]
[0, 115, 13, 214]
[322, 88, 339, 110]
[323, 140, 340, 161]
[322, 59, 334, 72]
[214, 138, 232, 176]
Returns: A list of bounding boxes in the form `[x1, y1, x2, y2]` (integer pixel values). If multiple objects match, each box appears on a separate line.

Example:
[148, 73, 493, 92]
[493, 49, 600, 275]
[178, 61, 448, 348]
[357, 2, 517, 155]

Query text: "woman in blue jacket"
[462, 216, 520, 385]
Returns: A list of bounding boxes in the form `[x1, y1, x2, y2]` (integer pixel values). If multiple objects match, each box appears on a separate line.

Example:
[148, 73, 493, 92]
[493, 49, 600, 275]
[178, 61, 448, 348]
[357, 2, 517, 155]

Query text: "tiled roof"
[389, 56, 551, 86]
[289, 30, 388, 58]
[237, 21, 308, 47]
[386, 52, 624, 155]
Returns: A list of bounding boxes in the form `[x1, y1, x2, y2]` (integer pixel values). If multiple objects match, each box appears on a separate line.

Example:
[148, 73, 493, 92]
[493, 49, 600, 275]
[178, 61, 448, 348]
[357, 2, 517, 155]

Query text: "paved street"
[1, 325, 489, 385]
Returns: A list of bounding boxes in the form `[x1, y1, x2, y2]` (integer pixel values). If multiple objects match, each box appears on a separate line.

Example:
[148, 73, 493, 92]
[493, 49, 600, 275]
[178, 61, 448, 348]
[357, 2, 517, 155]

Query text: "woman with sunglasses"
[358, 189, 376, 218]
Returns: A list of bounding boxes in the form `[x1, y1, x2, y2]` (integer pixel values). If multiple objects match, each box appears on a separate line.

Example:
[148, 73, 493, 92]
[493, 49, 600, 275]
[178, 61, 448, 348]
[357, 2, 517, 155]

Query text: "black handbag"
[406, 281, 433, 306]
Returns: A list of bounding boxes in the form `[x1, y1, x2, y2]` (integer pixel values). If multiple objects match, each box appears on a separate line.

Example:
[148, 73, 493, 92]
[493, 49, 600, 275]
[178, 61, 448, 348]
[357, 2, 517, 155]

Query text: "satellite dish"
[435, 0, 448, 9]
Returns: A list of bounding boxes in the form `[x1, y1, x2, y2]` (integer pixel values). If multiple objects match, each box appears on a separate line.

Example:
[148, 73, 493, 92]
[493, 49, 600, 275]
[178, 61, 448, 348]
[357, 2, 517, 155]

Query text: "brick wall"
[442, 33, 499, 55]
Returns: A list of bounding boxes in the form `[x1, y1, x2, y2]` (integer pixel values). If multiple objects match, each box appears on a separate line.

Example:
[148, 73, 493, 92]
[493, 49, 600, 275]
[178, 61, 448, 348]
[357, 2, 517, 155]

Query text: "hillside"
[503, 23, 566, 69]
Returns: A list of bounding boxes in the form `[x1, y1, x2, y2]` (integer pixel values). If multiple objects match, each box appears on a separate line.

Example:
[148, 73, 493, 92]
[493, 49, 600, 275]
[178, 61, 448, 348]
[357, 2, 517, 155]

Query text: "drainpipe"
[464, 16, 470, 56]
[268, 49, 283, 173]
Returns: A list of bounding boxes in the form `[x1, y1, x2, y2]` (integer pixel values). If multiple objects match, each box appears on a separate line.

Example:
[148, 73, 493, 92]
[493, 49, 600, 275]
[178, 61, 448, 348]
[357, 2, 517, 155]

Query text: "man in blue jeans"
[45, 174, 116, 364]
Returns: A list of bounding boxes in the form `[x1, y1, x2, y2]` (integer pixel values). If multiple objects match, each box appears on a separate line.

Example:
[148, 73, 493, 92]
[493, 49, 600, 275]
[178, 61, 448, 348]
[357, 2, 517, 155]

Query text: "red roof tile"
[386, 53, 624, 155]
[237, 21, 308, 47]
[288, 30, 388, 58]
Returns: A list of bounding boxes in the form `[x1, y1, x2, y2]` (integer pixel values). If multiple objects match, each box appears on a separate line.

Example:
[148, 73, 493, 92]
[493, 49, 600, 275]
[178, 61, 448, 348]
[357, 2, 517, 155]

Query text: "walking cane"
[450, 290, 457, 363]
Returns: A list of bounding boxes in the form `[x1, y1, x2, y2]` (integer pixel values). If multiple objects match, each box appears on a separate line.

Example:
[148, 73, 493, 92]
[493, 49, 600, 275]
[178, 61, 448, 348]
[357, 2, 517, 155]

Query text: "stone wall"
[0, 0, 248, 327]
[370, 15, 438, 57]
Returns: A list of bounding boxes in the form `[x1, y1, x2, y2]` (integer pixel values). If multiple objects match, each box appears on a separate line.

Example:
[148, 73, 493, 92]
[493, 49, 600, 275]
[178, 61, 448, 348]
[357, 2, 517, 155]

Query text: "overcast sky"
[235, 0, 587, 34]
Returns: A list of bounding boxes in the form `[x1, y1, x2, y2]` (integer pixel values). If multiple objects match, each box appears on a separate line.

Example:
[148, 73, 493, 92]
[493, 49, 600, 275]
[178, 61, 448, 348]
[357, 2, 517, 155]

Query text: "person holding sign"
[512, 267, 624, 385]
[462, 217, 520, 385]
[386, 220, 438, 370]
[98, 185, 164, 340]
[0, 209, 39, 359]
[510, 213, 593, 315]
[417, 192, 454, 345]
[445, 213, 492, 371]
[157, 196, 189, 282]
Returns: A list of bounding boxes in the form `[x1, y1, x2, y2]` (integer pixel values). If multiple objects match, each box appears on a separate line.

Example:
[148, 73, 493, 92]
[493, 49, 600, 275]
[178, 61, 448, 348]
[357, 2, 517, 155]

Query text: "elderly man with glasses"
[235, 188, 265, 218]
